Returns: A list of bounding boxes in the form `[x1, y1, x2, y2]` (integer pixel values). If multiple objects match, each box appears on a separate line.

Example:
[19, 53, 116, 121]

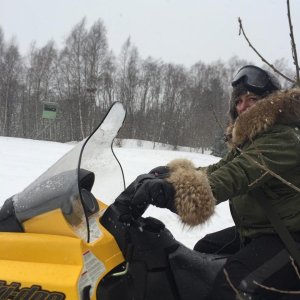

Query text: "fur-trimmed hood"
[227, 89, 300, 146]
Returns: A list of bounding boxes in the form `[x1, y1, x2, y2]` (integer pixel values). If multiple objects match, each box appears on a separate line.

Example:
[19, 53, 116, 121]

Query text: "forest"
[0, 18, 294, 151]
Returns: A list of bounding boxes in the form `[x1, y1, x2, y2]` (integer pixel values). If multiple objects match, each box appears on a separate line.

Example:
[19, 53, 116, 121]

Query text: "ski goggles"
[231, 65, 280, 91]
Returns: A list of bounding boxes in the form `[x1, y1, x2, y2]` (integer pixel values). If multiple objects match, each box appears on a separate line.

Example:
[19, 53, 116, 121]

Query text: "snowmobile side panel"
[0, 226, 125, 300]
[12, 204, 125, 300]
[78, 213, 125, 300]
[0, 232, 83, 299]
[87, 223, 125, 273]
[22, 201, 125, 271]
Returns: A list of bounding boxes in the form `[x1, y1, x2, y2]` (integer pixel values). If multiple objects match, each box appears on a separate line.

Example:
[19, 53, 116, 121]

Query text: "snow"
[0, 136, 233, 249]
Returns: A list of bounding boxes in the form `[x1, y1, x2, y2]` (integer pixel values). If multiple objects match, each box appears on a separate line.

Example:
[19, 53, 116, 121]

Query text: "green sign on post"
[42, 102, 57, 119]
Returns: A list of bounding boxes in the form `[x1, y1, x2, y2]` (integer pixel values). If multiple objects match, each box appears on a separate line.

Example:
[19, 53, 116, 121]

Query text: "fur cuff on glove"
[166, 159, 215, 226]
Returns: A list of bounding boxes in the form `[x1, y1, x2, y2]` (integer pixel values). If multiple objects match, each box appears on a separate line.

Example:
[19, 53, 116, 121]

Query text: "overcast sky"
[1, 0, 300, 68]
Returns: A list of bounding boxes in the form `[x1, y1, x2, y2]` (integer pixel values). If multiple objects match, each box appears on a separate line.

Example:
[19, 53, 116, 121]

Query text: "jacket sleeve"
[209, 126, 300, 203]
[205, 149, 237, 174]
[196, 150, 236, 174]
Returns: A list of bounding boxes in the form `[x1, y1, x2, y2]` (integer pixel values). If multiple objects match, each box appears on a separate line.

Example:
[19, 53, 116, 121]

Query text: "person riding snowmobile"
[126, 65, 300, 299]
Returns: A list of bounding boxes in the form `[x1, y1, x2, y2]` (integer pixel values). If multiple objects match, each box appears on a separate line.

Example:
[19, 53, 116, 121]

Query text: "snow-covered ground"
[0, 136, 233, 249]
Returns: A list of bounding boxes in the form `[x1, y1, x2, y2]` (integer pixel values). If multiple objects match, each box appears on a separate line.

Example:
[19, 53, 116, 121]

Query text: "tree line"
[0, 18, 293, 150]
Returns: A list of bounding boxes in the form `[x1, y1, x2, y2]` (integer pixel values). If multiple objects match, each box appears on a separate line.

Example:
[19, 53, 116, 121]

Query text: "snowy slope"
[0, 136, 233, 249]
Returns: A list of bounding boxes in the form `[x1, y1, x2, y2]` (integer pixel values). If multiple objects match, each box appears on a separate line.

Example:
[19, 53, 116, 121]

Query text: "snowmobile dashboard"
[80, 188, 99, 217]
[0, 168, 99, 234]
[79, 169, 99, 217]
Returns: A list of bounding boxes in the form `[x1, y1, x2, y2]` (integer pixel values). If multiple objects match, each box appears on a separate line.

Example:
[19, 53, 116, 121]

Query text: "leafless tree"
[238, 0, 299, 86]
[0, 40, 22, 136]
[0, 15, 295, 153]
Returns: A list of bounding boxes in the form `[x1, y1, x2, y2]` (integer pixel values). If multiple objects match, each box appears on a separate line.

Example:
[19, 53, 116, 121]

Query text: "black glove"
[131, 176, 176, 213]
[114, 174, 154, 219]
[149, 166, 170, 179]
[113, 163, 175, 221]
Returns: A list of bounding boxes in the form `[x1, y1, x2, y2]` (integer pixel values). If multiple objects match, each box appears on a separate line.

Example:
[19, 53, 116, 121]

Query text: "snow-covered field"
[0, 136, 233, 249]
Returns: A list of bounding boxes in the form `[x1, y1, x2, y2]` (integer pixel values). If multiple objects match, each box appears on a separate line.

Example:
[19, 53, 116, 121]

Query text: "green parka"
[166, 89, 300, 238]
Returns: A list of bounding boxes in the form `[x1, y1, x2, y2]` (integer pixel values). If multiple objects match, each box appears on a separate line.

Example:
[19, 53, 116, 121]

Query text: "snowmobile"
[0, 102, 226, 300]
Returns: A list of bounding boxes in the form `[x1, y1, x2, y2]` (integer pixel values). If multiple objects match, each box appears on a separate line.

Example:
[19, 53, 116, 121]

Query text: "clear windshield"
[80, 102, 126, 204]
[12, 102, 126, 242]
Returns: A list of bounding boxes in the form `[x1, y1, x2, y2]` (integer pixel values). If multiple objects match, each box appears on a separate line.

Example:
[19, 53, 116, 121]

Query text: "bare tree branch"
[287, 0, 300, 85]
[236, 146, 300, 194]
[253, 280, 300, 294]
[290, 256, 300, 279]
[223, 269, 245, 300]
[238, 17, 295, 84]
[210, 103, 225, 132]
